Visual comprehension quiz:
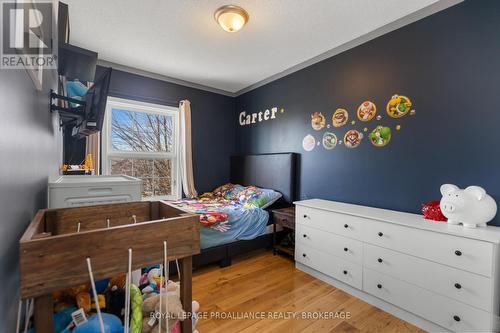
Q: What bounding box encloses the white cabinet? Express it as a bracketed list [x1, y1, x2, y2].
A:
[295, 199, 500, 332]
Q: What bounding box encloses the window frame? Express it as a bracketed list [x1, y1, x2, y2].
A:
[102, 97, 181, 200]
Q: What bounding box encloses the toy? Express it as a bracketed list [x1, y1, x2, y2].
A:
[75, 292, 91, 313]
[90, 294, 106, 311]
[130, 284, 143, 333]
[108, 274, 126, 290]
[141, 268, 164, 297]
[72, 313, 123, 333]
[440, 184, 497, 228]
[421, 200, 447, 222]
[54, 306, 77, 333]
[142, 282, 186, 333]
[105, 286, 125, 321]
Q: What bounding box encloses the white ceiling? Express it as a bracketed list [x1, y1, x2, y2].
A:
[63, 0, 459, 95]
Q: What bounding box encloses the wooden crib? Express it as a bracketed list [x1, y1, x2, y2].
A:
[19, 201, 200, 333]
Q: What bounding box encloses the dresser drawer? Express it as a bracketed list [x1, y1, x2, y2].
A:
[296, 243, 362, 289]
[296, 206, 364, 241]
[296, 223, 363, 265]
[362, 219, 494, 277]
[364, 243, 493, 311]
[363, 268, 492, 332]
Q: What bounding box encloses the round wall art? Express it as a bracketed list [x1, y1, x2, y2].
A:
[357, 101, 377, 121]
[311, 112, 326, 130]
[369, 126, 392, 147]
[386, 95, 412, 118]
[302, 134, 316, 151]
[322, 132, 338, 150]
[332, 108, 349, 127]
[343, 130, 363, 148]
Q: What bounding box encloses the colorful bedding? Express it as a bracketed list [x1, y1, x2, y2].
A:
[167, 196, 269, 249]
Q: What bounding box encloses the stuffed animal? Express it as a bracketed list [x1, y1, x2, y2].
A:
[130, 284, 143, 333]
[141, 268, 164, 298]
[105, 286, 125, 320]
[142, 282, 186, 333]
[440, 184, 497, 228]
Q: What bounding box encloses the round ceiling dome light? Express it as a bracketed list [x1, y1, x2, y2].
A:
[214, 5, 249, 33]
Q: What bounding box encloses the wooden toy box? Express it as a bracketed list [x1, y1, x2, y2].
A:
[19, 201, 200, 333]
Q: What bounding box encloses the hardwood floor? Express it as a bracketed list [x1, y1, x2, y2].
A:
[192, 250, 425, 333]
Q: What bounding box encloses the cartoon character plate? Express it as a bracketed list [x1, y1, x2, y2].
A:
[332, 108, 349, 127]
[369, 126, 391, 147]
[302, 134, 316, 151]
[343, 130, 363, 148]
[322, 132, 338, 150]
[386, 95, 412, 118]
[357, 101, 377, 121]
[311, 112, 326, 130]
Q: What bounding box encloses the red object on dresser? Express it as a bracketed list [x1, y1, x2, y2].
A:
[422, 200, 447, 222]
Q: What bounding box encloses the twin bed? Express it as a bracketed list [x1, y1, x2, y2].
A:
[167, 153, 297, 268]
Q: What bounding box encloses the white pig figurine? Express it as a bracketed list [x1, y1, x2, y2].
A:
[440, 184, 497, 228]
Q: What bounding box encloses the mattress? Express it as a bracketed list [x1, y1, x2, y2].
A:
[166, 197, 270, 249]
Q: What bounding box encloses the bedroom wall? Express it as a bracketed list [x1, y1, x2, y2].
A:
[235, 0, 500, 225]
[0, 70, 61, 329]
[89, 67, 236, 193]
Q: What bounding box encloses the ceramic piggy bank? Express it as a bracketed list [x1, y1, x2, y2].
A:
[440, 184, 497, 228]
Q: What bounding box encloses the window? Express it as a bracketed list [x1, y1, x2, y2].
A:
[102, 97, 181, 200]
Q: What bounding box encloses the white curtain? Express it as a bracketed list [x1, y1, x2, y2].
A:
[179, 100, 198, 198]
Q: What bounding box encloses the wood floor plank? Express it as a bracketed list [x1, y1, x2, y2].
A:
[192, 250, 425, 333]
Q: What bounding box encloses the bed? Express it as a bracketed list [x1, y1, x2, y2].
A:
[167, 152, 297, 268]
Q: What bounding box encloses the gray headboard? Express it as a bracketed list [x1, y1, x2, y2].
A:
[230, 153, 297, 204]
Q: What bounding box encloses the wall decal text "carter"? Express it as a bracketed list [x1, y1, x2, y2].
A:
[239, 107, 279, 126]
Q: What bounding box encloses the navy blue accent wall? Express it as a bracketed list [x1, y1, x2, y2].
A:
[235, 0, 500, 225]
[92, 67, 236, 193]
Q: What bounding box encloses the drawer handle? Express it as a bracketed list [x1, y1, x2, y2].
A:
[454, 283, 462, 289]
[303, 214, 309, 219]
[455, 250, 462, 256]
[377, 284, 382, 289]
[378, 232, 384, 237]
[344, 247, 348, 252]
[377, 258, 383, 263]
[302, 253, 307, 258]
[344, 224, 349, 229]
[343, 270, 348, 275]
[453, 315, 460, 322]
[303, 234, 307, 238]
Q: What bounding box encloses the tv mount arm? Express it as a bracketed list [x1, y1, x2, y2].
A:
[49, 89, 87, 128]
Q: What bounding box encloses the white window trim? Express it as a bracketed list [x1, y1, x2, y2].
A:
[102, 96, 181, 201]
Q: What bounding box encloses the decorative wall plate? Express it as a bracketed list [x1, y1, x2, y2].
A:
[322, 132, 338, 150]
[332, 108, 349, 127]
[357, 101, 377, 121]
[343, 130, 363, 148]
[302, 134, 316, 151]
[386, 95, 412, 118]
[311, 112, 326, 130]
[369, 126, 392, 147]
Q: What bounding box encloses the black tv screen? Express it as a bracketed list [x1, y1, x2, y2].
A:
[74, 67, 112, 138]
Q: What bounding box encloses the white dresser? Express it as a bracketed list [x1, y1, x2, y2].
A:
[295, 199, 500, 332]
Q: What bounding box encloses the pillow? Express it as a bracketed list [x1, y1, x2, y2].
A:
[211, 183, 245, 200]
[237, 186, 282, 209]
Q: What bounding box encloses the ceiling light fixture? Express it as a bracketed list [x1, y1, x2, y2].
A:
[214, 5, 249, 33]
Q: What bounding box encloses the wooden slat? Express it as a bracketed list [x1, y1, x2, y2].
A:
[180, 256, 193, 333]
[20, 215, 200, 298]
[34, 295, 53, 333]
[45, 201, 151, 235]
[20, 210, 45, 242]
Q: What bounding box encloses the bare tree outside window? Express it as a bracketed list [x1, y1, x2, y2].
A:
[109, 108, 174, 197]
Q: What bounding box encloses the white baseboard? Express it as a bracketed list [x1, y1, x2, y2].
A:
[295, 262, 449, 333]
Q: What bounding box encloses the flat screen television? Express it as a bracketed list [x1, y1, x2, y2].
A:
[72, 67, 112, 138]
